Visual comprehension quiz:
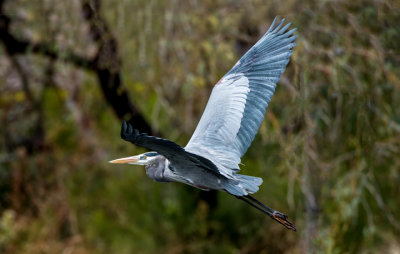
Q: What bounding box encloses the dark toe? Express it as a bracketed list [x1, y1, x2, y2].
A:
[272, 211, 296, 231]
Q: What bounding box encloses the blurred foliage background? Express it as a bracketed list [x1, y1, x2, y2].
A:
[0, 0, 399, 253]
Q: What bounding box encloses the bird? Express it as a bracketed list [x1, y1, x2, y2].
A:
[110, 17, 297, 231]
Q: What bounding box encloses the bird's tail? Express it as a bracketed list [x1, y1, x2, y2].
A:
[235, 174, 263, 194]
[224, 174, 262, 196]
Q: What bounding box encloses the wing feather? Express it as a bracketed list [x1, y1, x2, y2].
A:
[185, 17, 296, 175]
[120, 121, 221, 175]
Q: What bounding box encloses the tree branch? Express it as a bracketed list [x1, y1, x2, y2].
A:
[0, 0, 154, 134]
[81, 0, 153, 133]
[0, 9, 93, 69]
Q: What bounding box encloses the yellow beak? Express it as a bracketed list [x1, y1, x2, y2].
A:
[109, 156, 139, 164]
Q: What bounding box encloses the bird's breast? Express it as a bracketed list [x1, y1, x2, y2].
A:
[145, 156, 170, 182]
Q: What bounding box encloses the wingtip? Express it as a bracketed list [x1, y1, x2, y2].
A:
[121, 120, 127, 139]
[128, 123, 133, 134]
[267, 16, 278, 33]
[272, 18, 285, 33]
[267, 17, 296, 36]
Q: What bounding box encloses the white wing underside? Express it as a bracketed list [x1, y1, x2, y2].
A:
[186, 74, 249, 174]
[185, 18, 296, 178]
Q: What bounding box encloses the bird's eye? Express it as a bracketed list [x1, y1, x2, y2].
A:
[140, 155, 147, 160]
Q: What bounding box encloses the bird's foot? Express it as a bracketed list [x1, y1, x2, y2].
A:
[272, 211, 296, 231]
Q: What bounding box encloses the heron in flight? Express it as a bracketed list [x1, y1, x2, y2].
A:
[110, 18, 297, 231]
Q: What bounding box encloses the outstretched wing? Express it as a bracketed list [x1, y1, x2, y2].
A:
[185, 18, 296, 173]
[120, 121, 220, 174]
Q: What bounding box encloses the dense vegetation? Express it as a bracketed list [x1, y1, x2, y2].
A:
[0, 0, 399, 253]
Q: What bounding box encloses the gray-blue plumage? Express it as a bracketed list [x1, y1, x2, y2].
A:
[112, 17, 297, 231]
[185, 18, 296, 184]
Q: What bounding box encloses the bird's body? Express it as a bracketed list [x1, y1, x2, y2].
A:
[111, 17, 297, 231]
[143, 153, 258, 194]
[159, 155, 226, 191]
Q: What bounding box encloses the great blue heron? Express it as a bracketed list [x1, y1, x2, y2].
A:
[110, 18, 297, 231]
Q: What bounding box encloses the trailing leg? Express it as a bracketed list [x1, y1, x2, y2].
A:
[236, 195, 296, 231]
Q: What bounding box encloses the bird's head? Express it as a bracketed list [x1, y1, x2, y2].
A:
[109, 151, 159, 165]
